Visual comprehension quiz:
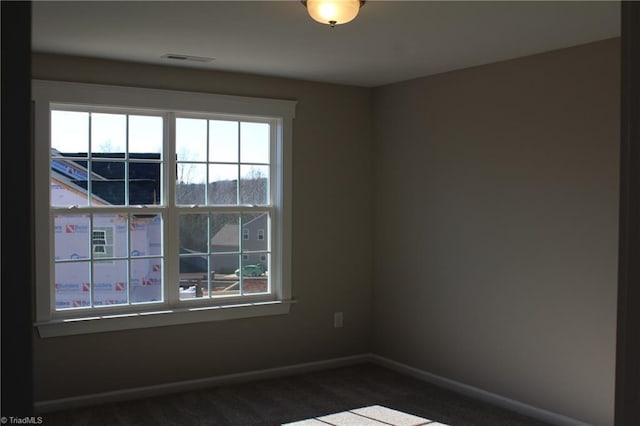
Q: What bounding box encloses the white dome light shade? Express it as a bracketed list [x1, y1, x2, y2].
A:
[305, 0, 363, 27]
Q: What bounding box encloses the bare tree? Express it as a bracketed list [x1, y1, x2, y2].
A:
[240, 167, 267, 205]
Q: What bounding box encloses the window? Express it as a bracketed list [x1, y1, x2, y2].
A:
[92, 228, 113, 258]
[33, 80, 295, 337]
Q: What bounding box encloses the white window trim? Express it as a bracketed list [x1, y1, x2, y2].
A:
[32, 79, 296, 337]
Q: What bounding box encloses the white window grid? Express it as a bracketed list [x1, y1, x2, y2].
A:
[48, 105, 277, 312]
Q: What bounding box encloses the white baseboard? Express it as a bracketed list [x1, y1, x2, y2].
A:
[35, 353, 590, 426]
[368, 354, 590, 426]
[33, 353, 369, 414]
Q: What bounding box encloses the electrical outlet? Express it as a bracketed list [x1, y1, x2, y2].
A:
[334, 312, 343, 328]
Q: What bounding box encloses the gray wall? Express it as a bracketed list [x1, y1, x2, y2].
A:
[31, 53, 374, 401]
[372, 38, 620, 425]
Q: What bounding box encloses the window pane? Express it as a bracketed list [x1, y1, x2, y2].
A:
[51, 165, 89, 207]
[179, 254, 208, 276]
[55, 262, 91, 309]
[211, 213, 239, 253]
[91, 160, 125, 205]
[130, 214, 162, 257]
[179, 214, 208, 253]
[52, 110, 89, 154]
[54, 214, 90, 261]
[209, 120, 238, 163]
[117, 215, 130, 256]
[51, 111, 90, 207]
[242, 213, 268, 252]
[130, 160, 161, 205]
[179, 255, 208, 300]
[93, 260, 128, 306]
[91, 113, 126, 154]
[243, 256, 269, 295]
[240, 122, 269, 164]
[240, 165, 269, 205]
[129, 115, 163, 156]
[179, 277, 204, 299]
[130, 258, 162, 303]
[208, 164, 238, 205]
[210, 254, 239, 297]
[92, 213, 129, 258]
[176, 118, 206, 161]
[176, 163, 206, 204]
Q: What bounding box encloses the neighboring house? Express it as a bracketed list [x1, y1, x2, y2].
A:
[52, 151, 161, 205]
[52, 151, 163, 308]
[210, 213, 268, 274]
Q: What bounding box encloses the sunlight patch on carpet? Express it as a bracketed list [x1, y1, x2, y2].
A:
[282, 404, 449, 426]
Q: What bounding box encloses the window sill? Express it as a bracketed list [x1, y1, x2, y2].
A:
[35, 299, 295, 338]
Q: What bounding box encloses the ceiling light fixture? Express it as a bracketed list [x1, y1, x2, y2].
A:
[302, 0, 365, 28]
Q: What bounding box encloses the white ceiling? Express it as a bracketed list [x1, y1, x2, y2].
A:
[31, 1, 621, 87]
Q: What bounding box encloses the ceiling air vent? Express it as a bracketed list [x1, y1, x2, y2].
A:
[161, 53, 215, 63]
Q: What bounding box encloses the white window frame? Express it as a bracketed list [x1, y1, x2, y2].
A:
[32, 80, 296, 337]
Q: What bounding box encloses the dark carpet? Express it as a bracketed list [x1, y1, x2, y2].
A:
[40, 362, 551, 426]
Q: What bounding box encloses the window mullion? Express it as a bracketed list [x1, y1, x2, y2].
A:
[237, 121, 242, 206]
[165, 112, 180, 306]
[238, 124, 244, 296]
[124, 116, 132, 306]
[87, 113, 93, 206]
[125, 114, 130, 206]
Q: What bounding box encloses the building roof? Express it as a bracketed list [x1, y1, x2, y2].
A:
[211, 224, 239, 247]
[52, 151, 161, 205]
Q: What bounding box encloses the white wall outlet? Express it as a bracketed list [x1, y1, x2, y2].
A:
[334, 312, 343, 328]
